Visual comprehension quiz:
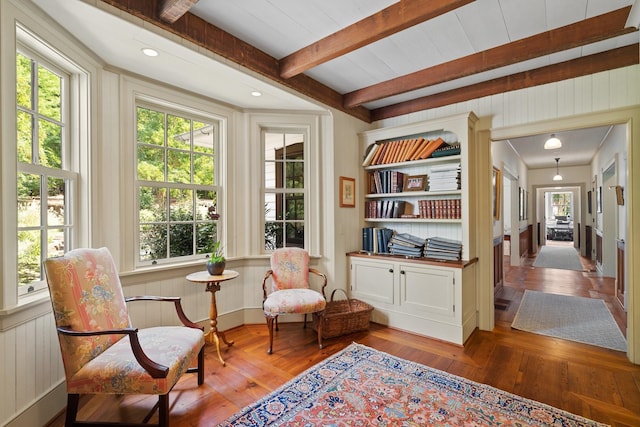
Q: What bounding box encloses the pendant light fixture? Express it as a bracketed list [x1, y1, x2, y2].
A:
[544, 133, 562, 149]
[553, 157, 563, 181]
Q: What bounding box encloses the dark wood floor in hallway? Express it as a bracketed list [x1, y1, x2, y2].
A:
[47, 249, 638, 427]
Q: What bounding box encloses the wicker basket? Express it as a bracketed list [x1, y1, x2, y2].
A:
[313, 289, 373, 339]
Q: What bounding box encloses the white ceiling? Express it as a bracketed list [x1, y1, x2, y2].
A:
[30, 0, 638, 168]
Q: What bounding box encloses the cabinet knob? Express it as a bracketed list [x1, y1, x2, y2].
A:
[388, 268, 394, 273]
[400, 270, 405, 275]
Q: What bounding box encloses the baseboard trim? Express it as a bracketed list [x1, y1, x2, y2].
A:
[5, 382, 65, 427]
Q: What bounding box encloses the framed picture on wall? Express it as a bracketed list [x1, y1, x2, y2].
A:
[587, 190, 592, 214]
[339, 176, 356, 208]
[597, 185, 603, 213]
[492, 167, 501, 221]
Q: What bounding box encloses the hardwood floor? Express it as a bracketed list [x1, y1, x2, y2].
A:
[47, 248, 639, 427]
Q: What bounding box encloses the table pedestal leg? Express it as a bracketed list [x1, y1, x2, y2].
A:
[206, 282, 235, 366]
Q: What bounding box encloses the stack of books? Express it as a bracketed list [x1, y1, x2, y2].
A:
[430, 142, 460, 158]
[362, 137, 446, 166]
[388, 232, 425, 257]
[362, 227, 394, 254]
[428, 163, 460, 191]
[424, 237, 462, 261]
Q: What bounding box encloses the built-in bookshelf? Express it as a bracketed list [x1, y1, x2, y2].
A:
[359, 112, 478, 262]
[348, 112, 479, 345]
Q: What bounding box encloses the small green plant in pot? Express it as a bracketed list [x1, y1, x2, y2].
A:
[206, 241, 225, 275]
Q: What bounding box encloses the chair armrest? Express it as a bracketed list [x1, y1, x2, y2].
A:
[125, 296, 203, 330]
[309, 268, 328, 298]
[262, 270, 274, 301]
[56, 325, 169, 378]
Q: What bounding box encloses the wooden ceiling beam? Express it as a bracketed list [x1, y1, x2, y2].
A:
[346, 6, 635, 108]
[279, 0, 474, 79]
[371, 44, 639, 122]
[98, 0, 371, 122]
[158, 0, 198, 24]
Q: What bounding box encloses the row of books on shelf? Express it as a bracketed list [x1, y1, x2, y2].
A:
[362, 136, 460, 166]
[365, 200, 406, 219]
[428, 163, 461, 191]
[418, 199, 461, 219]
[367, 170, 405, 194]
[362, 228, 463, 261]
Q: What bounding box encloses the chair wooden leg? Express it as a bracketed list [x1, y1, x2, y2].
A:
[303, 313, 308, 328]
[316, 312, 324, 349]
[158, 394, 169, 427]
[197, 347, 204, 385]
[266, 316, 275, 354]
[65, 394, 79, 426]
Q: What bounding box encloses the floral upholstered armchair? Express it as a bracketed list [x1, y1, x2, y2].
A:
[262, 247, 327, 354]
[44, 247, 205, 427]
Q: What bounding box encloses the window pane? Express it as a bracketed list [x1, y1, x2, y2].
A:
[193, 121, 214, 154]
[169, 223, 193, 257]
[285, 135, 304, 160]
[16, 53, 32, 110]
[265, 222, 283, 250]
[286, 161, 304, 188]
[286, 222, 304, 248]
[18, 172, 40, 227]
[264, 161, 276, 189]
[17, 110, 33, 163]
[193, 153, 214, 185]
[285, 192, 304, 220]
[167, 149, 191, 183]
[38, 65, 61, 121]
[48, 228, 65, 258]
[264, 132, 284, 161]
[137, 107, 164, 145]
[196, 222, 217, 255]
[18, 229, 41, 286]
[137, 145, 165, 181]
[140, 224, 167, 261]
[196, 189, 217, 220]
[169, 188, 193, 221]
[39, 119, 62, 168]
[167, 114, 191, 150]
[47, 176, 65, 226]
[139, 186, 166, 222]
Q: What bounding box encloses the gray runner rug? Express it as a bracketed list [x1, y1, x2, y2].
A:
[532, 245, 584, 271]
[512, 290, 626, 351]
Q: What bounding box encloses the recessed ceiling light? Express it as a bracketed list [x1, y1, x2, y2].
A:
[141, 48, 159, 57]
[251, 91, 262, 97]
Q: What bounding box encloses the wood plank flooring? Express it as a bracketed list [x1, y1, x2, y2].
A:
[46, 247, 639, 426]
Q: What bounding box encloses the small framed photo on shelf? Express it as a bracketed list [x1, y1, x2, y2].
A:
[403, 174, 427, 192]
[339, 176, 356, 207]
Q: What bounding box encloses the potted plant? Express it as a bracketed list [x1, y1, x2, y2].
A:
[206, 241, 226, 275]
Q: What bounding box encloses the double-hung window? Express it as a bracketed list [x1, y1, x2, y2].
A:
[135, 102, 220, 265]
[263, 128, 306, 250]
[16, 46, 73, 296]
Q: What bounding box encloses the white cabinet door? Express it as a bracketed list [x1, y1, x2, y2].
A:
[399, 264, 455, 319]
[350, 258, 395, 305]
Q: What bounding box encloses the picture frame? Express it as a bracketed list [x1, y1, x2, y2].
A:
[403, 174, 427, 192]
[492, 167, 501, 221]
[614, 185, 624, 206]
[587, 190, 592, 214]
[597, 185, 603, 213]
[339, 176, 356, 207]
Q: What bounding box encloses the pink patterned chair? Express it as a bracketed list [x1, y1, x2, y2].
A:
[43, 247, 205, 427]
[262, 247, 327, 354]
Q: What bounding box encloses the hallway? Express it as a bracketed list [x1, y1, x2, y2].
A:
[496, 243, 627, 338]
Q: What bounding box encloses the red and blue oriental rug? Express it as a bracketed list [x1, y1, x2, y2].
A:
[219, 342, 605, 426]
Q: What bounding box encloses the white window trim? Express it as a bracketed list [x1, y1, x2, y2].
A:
[119, 76, 233, 273]
[1, 2, 94, 316]
[249, 113, 321, 256]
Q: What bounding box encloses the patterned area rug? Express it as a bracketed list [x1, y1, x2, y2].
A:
[512, 290, 627, 352]
[219, 343, 605, 426]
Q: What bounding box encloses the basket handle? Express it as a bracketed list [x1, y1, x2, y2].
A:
[330, 288, 354, 312]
